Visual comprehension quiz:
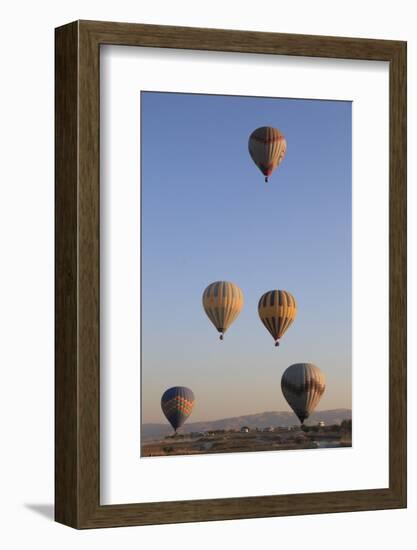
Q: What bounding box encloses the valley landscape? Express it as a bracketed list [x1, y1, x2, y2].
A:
[141, 409, 352, 457]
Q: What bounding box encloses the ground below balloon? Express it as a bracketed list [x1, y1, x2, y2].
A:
[141, 410, 352, 457]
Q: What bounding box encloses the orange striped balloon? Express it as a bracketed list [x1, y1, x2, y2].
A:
[202, 281, 244, 340]
[258, 290, 297, 346]
[248, 126, 287, 182]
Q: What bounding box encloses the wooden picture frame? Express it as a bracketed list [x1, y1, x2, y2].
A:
[55, 20, 407, 529]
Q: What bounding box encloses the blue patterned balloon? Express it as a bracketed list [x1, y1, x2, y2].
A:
[161, 386, 195, 432]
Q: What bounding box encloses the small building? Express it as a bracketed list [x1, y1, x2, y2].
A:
[318, 421, 325, 428]
[240, 426, 250, 433]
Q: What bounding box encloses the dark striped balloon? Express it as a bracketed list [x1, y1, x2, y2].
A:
[161, 386, 195, 432]
[281, 363, 326, 424]
[258, 289, 297, 346]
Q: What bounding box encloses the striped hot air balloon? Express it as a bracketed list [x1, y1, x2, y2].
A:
[248, 126, 287, 182]
[161, 386, 195, 434]
[281, 363, 326, 425]
[258, 290, 297, 346]
[202, 281, 244, 340]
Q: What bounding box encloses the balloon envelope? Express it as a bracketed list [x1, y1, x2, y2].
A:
[202, 281, 244, 339]
[281, 363, 326, 424]
[248, 126, 287, 182]
[258, 290, 297, 346]
[161, 386, 195, 432]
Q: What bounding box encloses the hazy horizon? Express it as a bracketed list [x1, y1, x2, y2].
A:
[141, 91, 352, 424]
[142, 407, 352, 426]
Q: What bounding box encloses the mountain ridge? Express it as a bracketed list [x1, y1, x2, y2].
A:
[142, 408, 351, 440]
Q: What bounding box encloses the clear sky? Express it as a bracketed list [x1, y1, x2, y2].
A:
[141, 91, 352, 424]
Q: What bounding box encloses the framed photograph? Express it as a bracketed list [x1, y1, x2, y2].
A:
[55, 20, 406, 528]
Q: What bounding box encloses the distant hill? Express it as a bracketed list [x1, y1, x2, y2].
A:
[142, 409, 352, 440]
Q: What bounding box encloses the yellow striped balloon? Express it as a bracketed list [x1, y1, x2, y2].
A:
[202, 281, 244, 340]
[248, 126, 287, 182]
[258, 290, 297, 346]
[281, 363, 326, 425]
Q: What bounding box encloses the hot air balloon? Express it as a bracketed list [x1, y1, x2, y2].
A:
[248, 126, 287, 182]
[202, 281, 244, 340]
[258, 290, 297, 346]
[281, 363, 326, 425]
[161, 386, 195, 434]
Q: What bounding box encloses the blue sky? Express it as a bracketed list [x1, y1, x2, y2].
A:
[141, 91, 352, 423]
